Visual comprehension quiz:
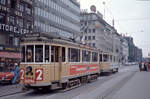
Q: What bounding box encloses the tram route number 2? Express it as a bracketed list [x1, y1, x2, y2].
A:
[35, 68, 43, 81]
[20, 68, 25, 80]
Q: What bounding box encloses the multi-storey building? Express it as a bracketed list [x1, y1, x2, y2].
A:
[121, 37, 129, 64]
[124, 36, 142, 62]
[33, 0, 80, 39]
[80, 10, 122, 63]
[0, 0, 33, 71]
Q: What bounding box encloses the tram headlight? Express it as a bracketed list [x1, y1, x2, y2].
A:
[26, 66, 32, 75]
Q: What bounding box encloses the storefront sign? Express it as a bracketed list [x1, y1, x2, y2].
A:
[0, 23, 29, 34]
[5, 47, 16, 51]
[0, 52, 21, 58]
[0, 45, 20, 52]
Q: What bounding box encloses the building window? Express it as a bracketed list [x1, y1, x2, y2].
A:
[88, 36, 91, 40]
[0, 13, 5, 23]
[9, 16, 15, 25]
[10, 0, 16, 9]
[88, 29, 91, 33]
[93, 29, 95, 33]
[14, 37, 19, 46]
[93, 43, 95, 47]
[0, 0, 6, 5]
[17, 18, 23, 28]
[92, 36, 95, 40]
[8, 36, 13, 45]
[26, 5, 32, 15]
[84, 22, 87, 26]
[18, 3, 24, 12]
[26, 21, 31, 30]
[84, 28, 87, 33]
[85, 36, 87, 40]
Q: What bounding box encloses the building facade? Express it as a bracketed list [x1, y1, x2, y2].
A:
[33, 0, 80, 39]
[121, 37, 129, 64]
[124, 36, 142, 62]
[80, 10, 122, 63]
[0, 0, 33, 71]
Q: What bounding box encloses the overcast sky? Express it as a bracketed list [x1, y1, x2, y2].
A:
[79, 0, 150, 57]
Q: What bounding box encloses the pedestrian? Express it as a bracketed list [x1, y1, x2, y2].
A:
[139, 62, 142, 71]
[12, 63, 20, 84]
[144, 62, 148, 71]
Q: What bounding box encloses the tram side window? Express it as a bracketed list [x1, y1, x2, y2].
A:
[110, 55, 112, 62]
[21, 46, 25, 62]
[62, 47, 65, 62]
[51, 46, 59, 62]
[103, 54, 109, 62]
[45, 45, 49, 62]
[68, 48, 80, 62]
[35, 45, 43, 62]
[82, 50, 91, 62]
[26, 45, 34, 62]
[99, 54, 103, 62]
[92, 52, 98, 62]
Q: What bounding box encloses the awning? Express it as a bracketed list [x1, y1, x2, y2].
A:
[0, 52, 21, 59]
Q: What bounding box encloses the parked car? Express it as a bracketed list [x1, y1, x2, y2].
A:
[0, 71, 15, 84]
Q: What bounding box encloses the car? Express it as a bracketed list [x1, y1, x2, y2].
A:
[0, 71, 15, 84]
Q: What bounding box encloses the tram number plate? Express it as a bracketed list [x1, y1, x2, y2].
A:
[24, 77, 35, 84]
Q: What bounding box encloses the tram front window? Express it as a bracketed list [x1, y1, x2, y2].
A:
[35, 45, 43, 62]
[27, 46, 34, 62]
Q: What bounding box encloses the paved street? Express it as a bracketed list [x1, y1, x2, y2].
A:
[0, 65, 142, 99]
[111, 71, 150, 99]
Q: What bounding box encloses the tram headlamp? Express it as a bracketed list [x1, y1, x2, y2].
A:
[26, 66, 32, 74]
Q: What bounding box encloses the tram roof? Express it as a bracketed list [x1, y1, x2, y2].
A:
[21, 32, 100, 51]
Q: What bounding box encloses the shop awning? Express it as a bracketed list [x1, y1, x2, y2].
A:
[0, 52, 21, 59]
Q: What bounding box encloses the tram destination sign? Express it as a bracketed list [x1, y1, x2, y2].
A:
[0, 23, 29, 34]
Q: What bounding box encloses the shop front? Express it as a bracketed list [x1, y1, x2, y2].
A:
[0, 45, 21, 72]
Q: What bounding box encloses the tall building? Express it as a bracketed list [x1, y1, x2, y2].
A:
[33, 0, 80, 39]
[0, 0, 33, 71]
[124, 36, 142, 62]
[80, 10, 121, 63]
[121, 37, 129, 64]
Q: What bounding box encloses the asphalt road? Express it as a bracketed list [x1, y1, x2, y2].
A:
[0, 65, 139, 99]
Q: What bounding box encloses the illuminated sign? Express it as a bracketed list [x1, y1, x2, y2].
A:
[0, 23, 29, 34]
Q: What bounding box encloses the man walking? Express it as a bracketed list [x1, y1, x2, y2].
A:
[12, 63, 20, 84]
[139, 62, 142, 71]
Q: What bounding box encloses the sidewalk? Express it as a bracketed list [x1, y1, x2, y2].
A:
[0, 84, 23, 97]
[112, 71, 150, 99]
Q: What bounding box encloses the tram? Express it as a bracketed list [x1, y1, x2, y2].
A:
[20, 33, 100, 90]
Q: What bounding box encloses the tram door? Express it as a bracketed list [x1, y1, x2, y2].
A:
[51, 46, 62, 81]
